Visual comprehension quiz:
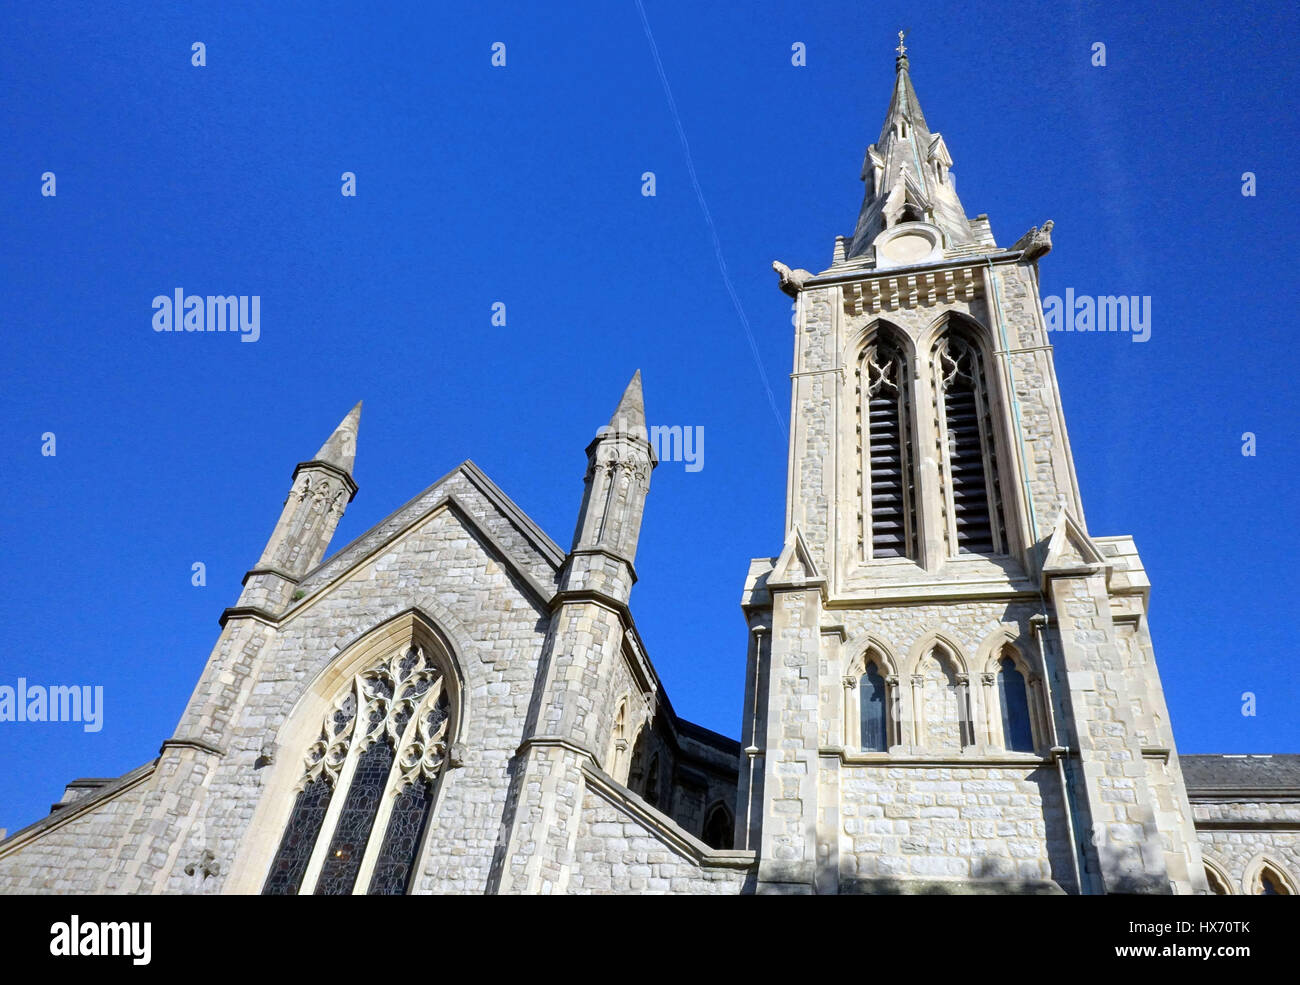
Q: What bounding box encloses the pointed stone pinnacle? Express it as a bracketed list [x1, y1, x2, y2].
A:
[606, 370, 646, 436]
[313, 401, 362, 473]
[880, 51, 928, 142]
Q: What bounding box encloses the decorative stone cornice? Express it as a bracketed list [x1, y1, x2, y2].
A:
[840, 265, 982, 315]
[291, 459, 358, 502]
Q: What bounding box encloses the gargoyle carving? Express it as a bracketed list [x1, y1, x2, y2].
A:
[1010, 219, 1053, 261]
[772, 260, 814, 297]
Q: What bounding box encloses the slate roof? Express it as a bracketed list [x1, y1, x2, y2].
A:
[1181, 754, 1300, 797]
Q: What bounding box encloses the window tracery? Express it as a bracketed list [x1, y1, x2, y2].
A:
[263, 643, 450, 895]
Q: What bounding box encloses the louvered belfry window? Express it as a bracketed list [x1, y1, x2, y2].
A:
[859, 334, 917, 560]
[936, 333, 1007, 555]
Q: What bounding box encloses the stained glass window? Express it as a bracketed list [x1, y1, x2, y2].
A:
[261, 642, 452, 895]
[368, 781, 434, 895]
[262, 778, 333, 895]
[314, 739, 395, 894]
[367, 691, 449, 895]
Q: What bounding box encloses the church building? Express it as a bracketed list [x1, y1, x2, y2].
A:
[1, 42, 1295, 895]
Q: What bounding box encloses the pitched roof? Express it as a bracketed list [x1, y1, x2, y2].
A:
[1181, 754, 1300, 797]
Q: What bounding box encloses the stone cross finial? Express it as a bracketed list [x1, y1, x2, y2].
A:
[896, 31, 907, 58]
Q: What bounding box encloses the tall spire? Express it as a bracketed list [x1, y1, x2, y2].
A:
[881, 31, 928, 143]
[312, 401, 362, 474]
[606, 369, 646, 437]
[847, 36, 977, 262]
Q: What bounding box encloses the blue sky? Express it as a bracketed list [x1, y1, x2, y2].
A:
[1, 0, 1296, 834]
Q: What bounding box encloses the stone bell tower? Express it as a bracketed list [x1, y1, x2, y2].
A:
[738, 37, 1206, 895]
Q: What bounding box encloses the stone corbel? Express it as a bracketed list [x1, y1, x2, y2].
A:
[448, 742, 467, 769]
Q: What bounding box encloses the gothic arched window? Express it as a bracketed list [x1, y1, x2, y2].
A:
[1256, 865, 1293, 895]
[263, 643, 452, 896]
[1204, 864, 1231, 896]
[702, 803, 734, 850]
[857, 331, 917, 560]
[860, 662, 889, 752]
[996, 657, 1034, 752]
[934, 330, 1007, 555]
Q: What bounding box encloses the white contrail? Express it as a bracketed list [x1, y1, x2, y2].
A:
[634, 0, 788, 442]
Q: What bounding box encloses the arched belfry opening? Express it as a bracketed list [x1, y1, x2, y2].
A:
[931, 320, 1008, 557]
[856, 324, 918, 561]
